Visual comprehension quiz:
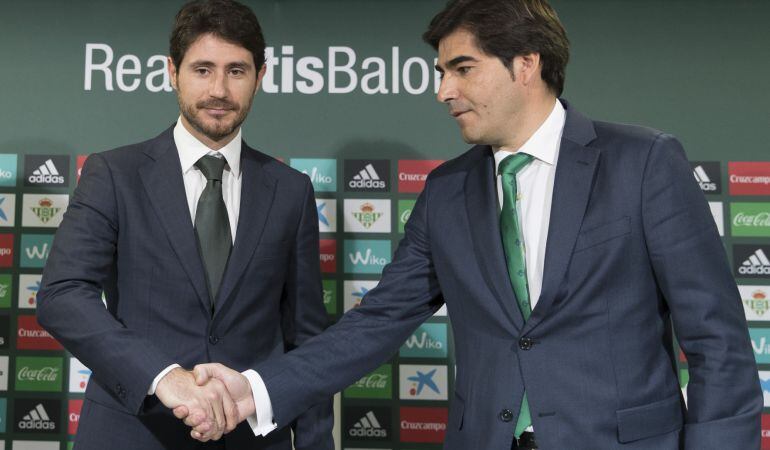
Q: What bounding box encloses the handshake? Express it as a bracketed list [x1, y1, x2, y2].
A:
[154, 363, 254, 441]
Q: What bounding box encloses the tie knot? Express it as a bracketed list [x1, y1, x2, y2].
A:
[195, 155, 227, 181]
[498, 153, 533, 176]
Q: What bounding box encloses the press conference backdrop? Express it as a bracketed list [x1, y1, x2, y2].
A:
[1, 0, 769, 449]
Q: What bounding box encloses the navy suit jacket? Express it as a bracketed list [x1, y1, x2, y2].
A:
[256, 102, 761, 449]
[37, 127, 333, 450]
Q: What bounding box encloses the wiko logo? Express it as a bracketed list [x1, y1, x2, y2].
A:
[0, 154, 17, 187]
[345, 240, 391, 274]
[750, 329, 770, 363]
[290, 159, 336, 192]
[400, 323, 448, 358]
[20, 235, 54, 268]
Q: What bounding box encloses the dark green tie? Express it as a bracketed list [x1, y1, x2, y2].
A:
[194, 155, 232, 309]
[498, 152, 534, 438]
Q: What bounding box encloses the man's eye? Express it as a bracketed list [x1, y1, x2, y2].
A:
[195, 68, 210, 75]
[458, 66, 471, 75]
[230, 69, 244, 76]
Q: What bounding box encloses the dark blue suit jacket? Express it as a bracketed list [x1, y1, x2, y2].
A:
[37, 127, 333, 450]
[256, 102, 761, 449]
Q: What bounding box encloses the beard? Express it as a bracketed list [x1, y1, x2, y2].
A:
[178, 94, 253, 142]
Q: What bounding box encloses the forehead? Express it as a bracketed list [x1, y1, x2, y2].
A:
[437, 28, 487, 64]
[184, 33, 253, 65]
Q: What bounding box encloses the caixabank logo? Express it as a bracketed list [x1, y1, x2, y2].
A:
[15, 356, 63, 392]
[0, 194, 16, 227]
[399, 323, 448, 358]
[344, 160, 390, 192]
[343, 406, 391, 441]
[17, 274, 41, 309]
[734, 245, 770, 278]
[344, 364, 392, 399]
[399, 364, 448, 401]
[343, 279, 379, 312]
[23, 155, 70, 187]
[315, 199, 337, 233]
[690, 161, 721, 194]
[13, 398, 60, 433]
[69, 357, 92, 393]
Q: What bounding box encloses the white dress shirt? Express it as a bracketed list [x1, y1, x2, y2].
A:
[494, 99, 565, 311]
[249, 101, 567, 436]
[147, 119, 275, 436]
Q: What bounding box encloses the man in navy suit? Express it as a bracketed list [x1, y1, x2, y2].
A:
[188, 0, 761, 448]
[36, 0, 332, 449]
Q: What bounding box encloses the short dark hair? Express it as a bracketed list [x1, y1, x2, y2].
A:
[170, 0, 266, 71]
[423, 0, 569, 96]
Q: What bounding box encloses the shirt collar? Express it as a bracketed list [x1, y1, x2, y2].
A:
[494, 99, 566, 170]
[173, 117, 242, 179]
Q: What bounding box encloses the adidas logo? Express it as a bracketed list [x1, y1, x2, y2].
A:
[349, 164, 385, 189]
[28, 159, 64, 185]
[348, 410, 387, 438]
[739, 249, 770, 275]
[693, 165, 717, 191]
[18, 403, 56, 430]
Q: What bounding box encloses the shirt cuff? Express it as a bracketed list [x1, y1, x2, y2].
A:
[147, 364, 181, 395]
[242, 369, 278, 436]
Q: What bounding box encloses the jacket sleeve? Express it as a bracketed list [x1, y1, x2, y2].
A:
[36, 153, 175, 414]
[280, 176, 334, 450]
[256, 174, 443, 427]
[641, 133, 762, 449]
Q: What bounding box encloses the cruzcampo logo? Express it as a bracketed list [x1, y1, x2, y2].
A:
[399, 323, 448, 358]
[290, 159, 337, 192]
[731, 203, 770, 237]
[0, 273, 12, 308]
[398, 200, 415, 234]
[322, 279, 337, 315]
[15, 356, 63, 392]
[344, 364, 392, 399]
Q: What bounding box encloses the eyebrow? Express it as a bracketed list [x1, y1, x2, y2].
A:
[187, 60, 253, 70]
[435, 55, 479, 72]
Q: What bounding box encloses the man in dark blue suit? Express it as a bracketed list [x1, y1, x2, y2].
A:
[189, 0, 761, 448]
[36, 1, 333, 449]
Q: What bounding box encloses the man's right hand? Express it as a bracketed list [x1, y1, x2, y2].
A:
[155, 367, 238, 441]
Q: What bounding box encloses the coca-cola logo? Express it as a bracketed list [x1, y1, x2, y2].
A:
[354, 373, 388, 389]
[734, 212, 770, 227]
[17, 366, 59, 381]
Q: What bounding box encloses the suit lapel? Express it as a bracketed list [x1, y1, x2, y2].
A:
[465, 148, 525, 330]
[524, 104, 599, 333]
[215, 146, 276, 314]
[138, 129, 211, 313]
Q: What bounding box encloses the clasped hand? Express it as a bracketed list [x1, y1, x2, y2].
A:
[155, 364, 255, 441]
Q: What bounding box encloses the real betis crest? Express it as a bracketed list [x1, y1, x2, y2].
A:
[353, 202, 382, 229]
[745, 289, 769, 316]
[31, 197, 61, 223]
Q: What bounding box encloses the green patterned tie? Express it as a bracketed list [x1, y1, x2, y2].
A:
[498, 152, 534, 438]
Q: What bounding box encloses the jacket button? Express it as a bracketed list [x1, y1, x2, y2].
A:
[116, 383, 126, 398]
[209, 335, 219, 345]
[519, 337, 533, 350]
[499, 409, 514, 422]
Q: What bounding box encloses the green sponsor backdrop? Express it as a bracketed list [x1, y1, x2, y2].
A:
[1, 0, 769, 448]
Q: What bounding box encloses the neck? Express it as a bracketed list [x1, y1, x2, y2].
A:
[494, 94, 558, 153]
[179, 115, 237, 151]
